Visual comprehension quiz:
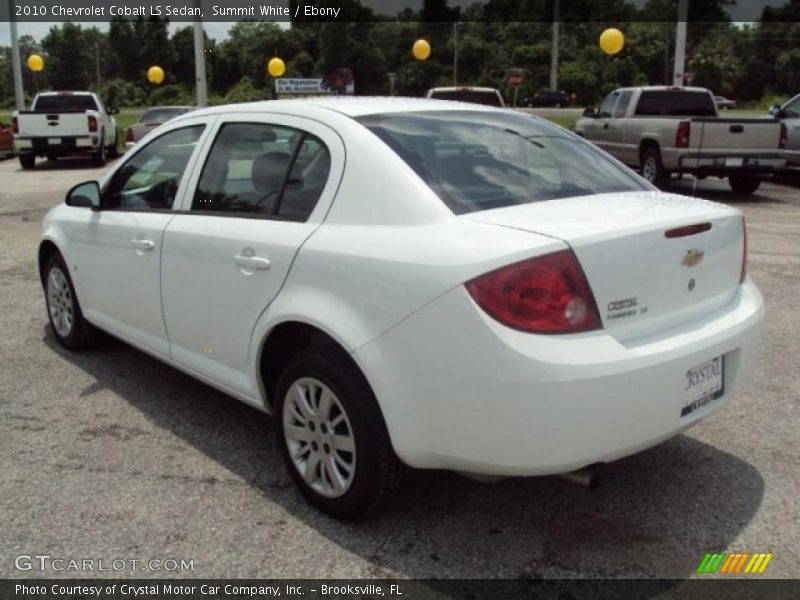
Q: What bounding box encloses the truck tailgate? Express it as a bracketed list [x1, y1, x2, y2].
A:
[16, 112, 91, 138]
[690, 118, 782, 154]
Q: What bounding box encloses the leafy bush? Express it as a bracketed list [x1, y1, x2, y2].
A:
[223, 77, 267, 104]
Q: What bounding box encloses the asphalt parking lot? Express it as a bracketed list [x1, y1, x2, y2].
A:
[1, 155, 798, 580]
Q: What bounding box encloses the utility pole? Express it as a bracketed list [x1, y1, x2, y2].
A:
[95, 42, 101, 86]
[9, 4, 25, 111]
[550, 0, 559, 90]
[673, 0, 688, 86]
[453, 22, 458, 86]
[193, 2, 208, 108]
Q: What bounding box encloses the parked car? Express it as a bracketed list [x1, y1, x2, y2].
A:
[524, 88, 569, 107]
[575, 86, 787, 193]
[425, 86, 505, 107]
[0, 121, 13, 158]
[40, 99, 764, 519]
[125, 106, 195, 148]
[12, 91, 119, 169]
[769, 93, 800, 167]
[714, 95, 737, 110]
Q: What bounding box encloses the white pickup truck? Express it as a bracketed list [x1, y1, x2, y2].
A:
[575, 86, 787, 194]
[12, 91, 119, 170]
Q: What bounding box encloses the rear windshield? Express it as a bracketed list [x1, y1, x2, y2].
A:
[141, 108, 190, 124]
[357, 111, 648, 215]
[429, 91, 503, 107]
[634, 91, 716, 117]
[34, 95, 98, 112]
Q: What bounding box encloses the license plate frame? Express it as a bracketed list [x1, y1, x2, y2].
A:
[47, 137, 62, 145]
[680, 355, 725, 418]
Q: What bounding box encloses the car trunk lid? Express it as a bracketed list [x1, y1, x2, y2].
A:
[465, 191, 745, 341]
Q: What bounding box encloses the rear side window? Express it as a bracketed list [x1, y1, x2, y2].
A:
[192, 123, 330, 221]
[429, 91, 503, 107]
[34, 95, 98, 112]
[634, 91, 716, 116]
[358, 111, 647, 215]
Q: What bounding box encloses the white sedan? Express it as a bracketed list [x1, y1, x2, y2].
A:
[39, 98, 764, 519]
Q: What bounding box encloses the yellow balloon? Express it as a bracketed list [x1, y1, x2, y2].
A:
[599, 28, 625, 55]
[147, 65, 165, 85]
[412, 39, 431, 61]
[268, 57, 286, 78]
[27, 54, 44, 72]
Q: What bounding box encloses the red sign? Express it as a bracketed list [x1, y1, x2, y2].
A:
[509, 72, 523, 87]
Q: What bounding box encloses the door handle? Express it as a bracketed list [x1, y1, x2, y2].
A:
[131, 239, 155, 252]
[234, 254, 271, 271]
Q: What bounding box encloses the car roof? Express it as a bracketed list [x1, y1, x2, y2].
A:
[186, 97, 503, 119]
[427, 87, 500, 93]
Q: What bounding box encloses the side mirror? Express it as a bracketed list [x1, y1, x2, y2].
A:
[108, 106, 120, 115]
[582, 107, 598, 118]
[66, 180, 101, 210]
[768, 104, 783, 118]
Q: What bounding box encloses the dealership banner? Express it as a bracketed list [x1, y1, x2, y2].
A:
[3, 579, 800, 600]
[3, 0, 799, 22]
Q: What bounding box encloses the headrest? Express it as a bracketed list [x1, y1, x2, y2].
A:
[252, 152, 292, 194]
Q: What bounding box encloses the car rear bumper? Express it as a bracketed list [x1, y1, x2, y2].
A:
[14, 136, 99, 155]
[671, 152, 786, 174]
[354, 280, 764, 476]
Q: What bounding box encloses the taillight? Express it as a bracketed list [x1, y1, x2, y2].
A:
[740, 218, 747, 283]
[465, 250, 602, 334]
[125, 127, 134, 143]
[779, 122, 788, 149]
[87, 115, 98, 132]
[675, 120, 690, 148]
[11, 116, 18, 134]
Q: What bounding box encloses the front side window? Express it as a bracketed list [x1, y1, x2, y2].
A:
[192, 122, 330, 221]
[358, 111, 648, 215]
[783, 96, 800, 118]
[598, 92, 619, 118]
[614, 91, 632, 118]
[103, 125, 204, 210]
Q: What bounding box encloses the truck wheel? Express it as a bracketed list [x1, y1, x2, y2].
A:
[92, 134, 107, 167]
[728, 175, 761, 195]
[19, 153, 35, 170]
[108, 130, 120, 158]
[641, 147, 670, 188]
[46, 153, 58, 162]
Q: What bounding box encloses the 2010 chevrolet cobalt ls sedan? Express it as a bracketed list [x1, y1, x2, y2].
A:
[39, 98, 764, 519]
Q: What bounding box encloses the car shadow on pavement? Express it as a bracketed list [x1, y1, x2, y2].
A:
[14, 156, 122, 172]
[665, 178, 788, 205]
[43, 328, 765, 580]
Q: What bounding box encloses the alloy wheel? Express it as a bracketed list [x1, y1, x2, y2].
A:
[47, 266, 74, 337]
[282, 377, 357, 498]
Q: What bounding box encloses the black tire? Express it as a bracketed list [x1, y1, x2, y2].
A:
[43, 253, 98, 350]
[728, 175, 761, 195]
[275, 347, 405, 519]
[92, 133, 107, 166]
[641, 146, 670, 188]
[19, 153, 35, 170]
[108, 130, 120, 158]
[46, 153, 58, 162]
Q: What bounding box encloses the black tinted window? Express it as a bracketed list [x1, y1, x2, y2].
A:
[429, 91, 503, 107]
[34, 95, 97, 112]
[192, 123, 330, 221]
[358, 111, 647, 215]
[104, 126, 204, 210]
[635, 91, 716, 116]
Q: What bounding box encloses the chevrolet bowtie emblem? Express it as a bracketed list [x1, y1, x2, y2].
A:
[682, 249, 704, 268]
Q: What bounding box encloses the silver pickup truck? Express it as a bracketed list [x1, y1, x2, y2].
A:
[575, 86, 787, 194]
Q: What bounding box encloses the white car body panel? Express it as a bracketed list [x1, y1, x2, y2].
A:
[40, 98, 765, 477]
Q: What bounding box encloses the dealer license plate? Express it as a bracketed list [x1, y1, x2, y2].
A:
[680, 356, 724, 418]
[48, 138, 61, 145]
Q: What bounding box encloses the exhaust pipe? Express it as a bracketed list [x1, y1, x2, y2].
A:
[557, 466, 602, 490]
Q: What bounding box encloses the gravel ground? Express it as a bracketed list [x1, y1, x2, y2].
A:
[0, 155, 798, 580]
